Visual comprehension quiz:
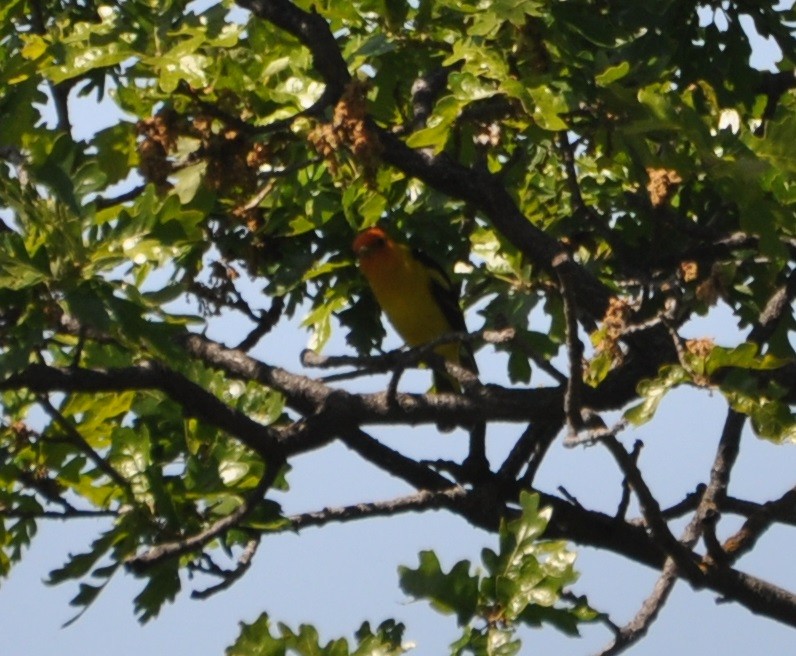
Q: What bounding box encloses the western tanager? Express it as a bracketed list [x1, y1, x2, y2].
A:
[352, 226, 477, 392]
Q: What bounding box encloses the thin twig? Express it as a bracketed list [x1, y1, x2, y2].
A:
[564, 417, 627, 448]
[600, 435, 702, 578]
[748, 268, 796, 345]
[557, 486, 583, 508]
[696, 409, 746, 567]
[553, 252, 585, 436]
[16, 469, 77, 512]
[662, 319, 690, 368]
[235, 296, 285, 351]
[30, 0, 72, 132]
[0, 507, 117, 519]
[38, 395, 133, 496]
[616, 440, 643, 520]
[594, 559, 680, 656]
[307, 329, 512, 390]
[289, 488, 467, 530]
[126, 461, 282, 571]
[338, 427, 453, 491]
[190, 536, 260, 599]
[630, 485, 796, 529]
[595, 478, 708, 656]
[303, 327, 514, 372]
[598, 408, 750, 654]
[94, 185, 147, 210]
[721, 486, 796, 565]
[500, 420, 560, 482]
[557, 131, 587, 213]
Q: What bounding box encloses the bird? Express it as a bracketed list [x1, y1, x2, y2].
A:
[352, 226, 478, 393]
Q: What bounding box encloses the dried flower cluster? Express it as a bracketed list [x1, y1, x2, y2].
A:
[646, 167, 683, 207]
[137, 109, 180, 190]
[680, 260, 698, 282]
[193, 116, 269, 193]
[685, 338, 714, 359]
[137, 108, 271, 194]
[594, 296, 633, 367]
[308, 80, 382, 181]
[685, 337, 715, 386]
[602, 297, 632, 344]
[695, 264, 728, 307]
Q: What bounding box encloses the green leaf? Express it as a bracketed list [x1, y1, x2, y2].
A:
[301, 295, 347, 352]
[624, 365, 691, 425]
[172, 162, 208, 204]
[508, 350, 532, 384]
[404, 96, 462, 153]
[226, 613, 287, 656]
[527, 86, 569, 131]
[352, 620, 406, 656]
[595, 61, 630, 86]
[69, 582, 105, 609]
[133, 561, 181, 623]
[398, 551, 479, 626]
[0, 258, 49, 290]
[706, 343, 788, 375]
[750, 110, 796, 173]
[225, 615, 406, 656]
[449, 72, 497, 102]
[47, 529, 117, 585]
[92, 122, 138, 186]
[46, 43, 132, 84]
[63, 283, 112, 331]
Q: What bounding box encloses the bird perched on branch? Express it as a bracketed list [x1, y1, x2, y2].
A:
[352, 226, 478, 393]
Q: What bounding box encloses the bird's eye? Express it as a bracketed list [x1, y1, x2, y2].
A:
[373, 237, 385, 247]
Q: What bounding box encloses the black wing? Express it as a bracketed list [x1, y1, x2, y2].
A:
[413, 247, 478, 374]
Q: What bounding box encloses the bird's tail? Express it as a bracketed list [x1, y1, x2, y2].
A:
[430, 340, 477, 394]
[431, 341, 478, 431]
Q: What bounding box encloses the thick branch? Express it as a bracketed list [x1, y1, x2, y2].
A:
[0, 362, 282, 459]
[184, 332, 570, 426]
[236, 0, 351, 107]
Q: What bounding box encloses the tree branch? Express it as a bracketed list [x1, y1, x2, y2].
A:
[0, 362, 282, 459]
[38, 395, 133, 496]
[722, 486, 796, 564]
[190, 536, 260, 599]
[696, 409, 746, 566]
[554, 252, 586, 436]
[600, 436, 703, 579]
[594, 561, 680, 656]
[236, 0, 612, 323]
[289, 488, 468, 530]
[127, 462, 282, 572]
[236, 0, 351, 108]
[596, 480, 707, 656]
[338, 427, 454, 490]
